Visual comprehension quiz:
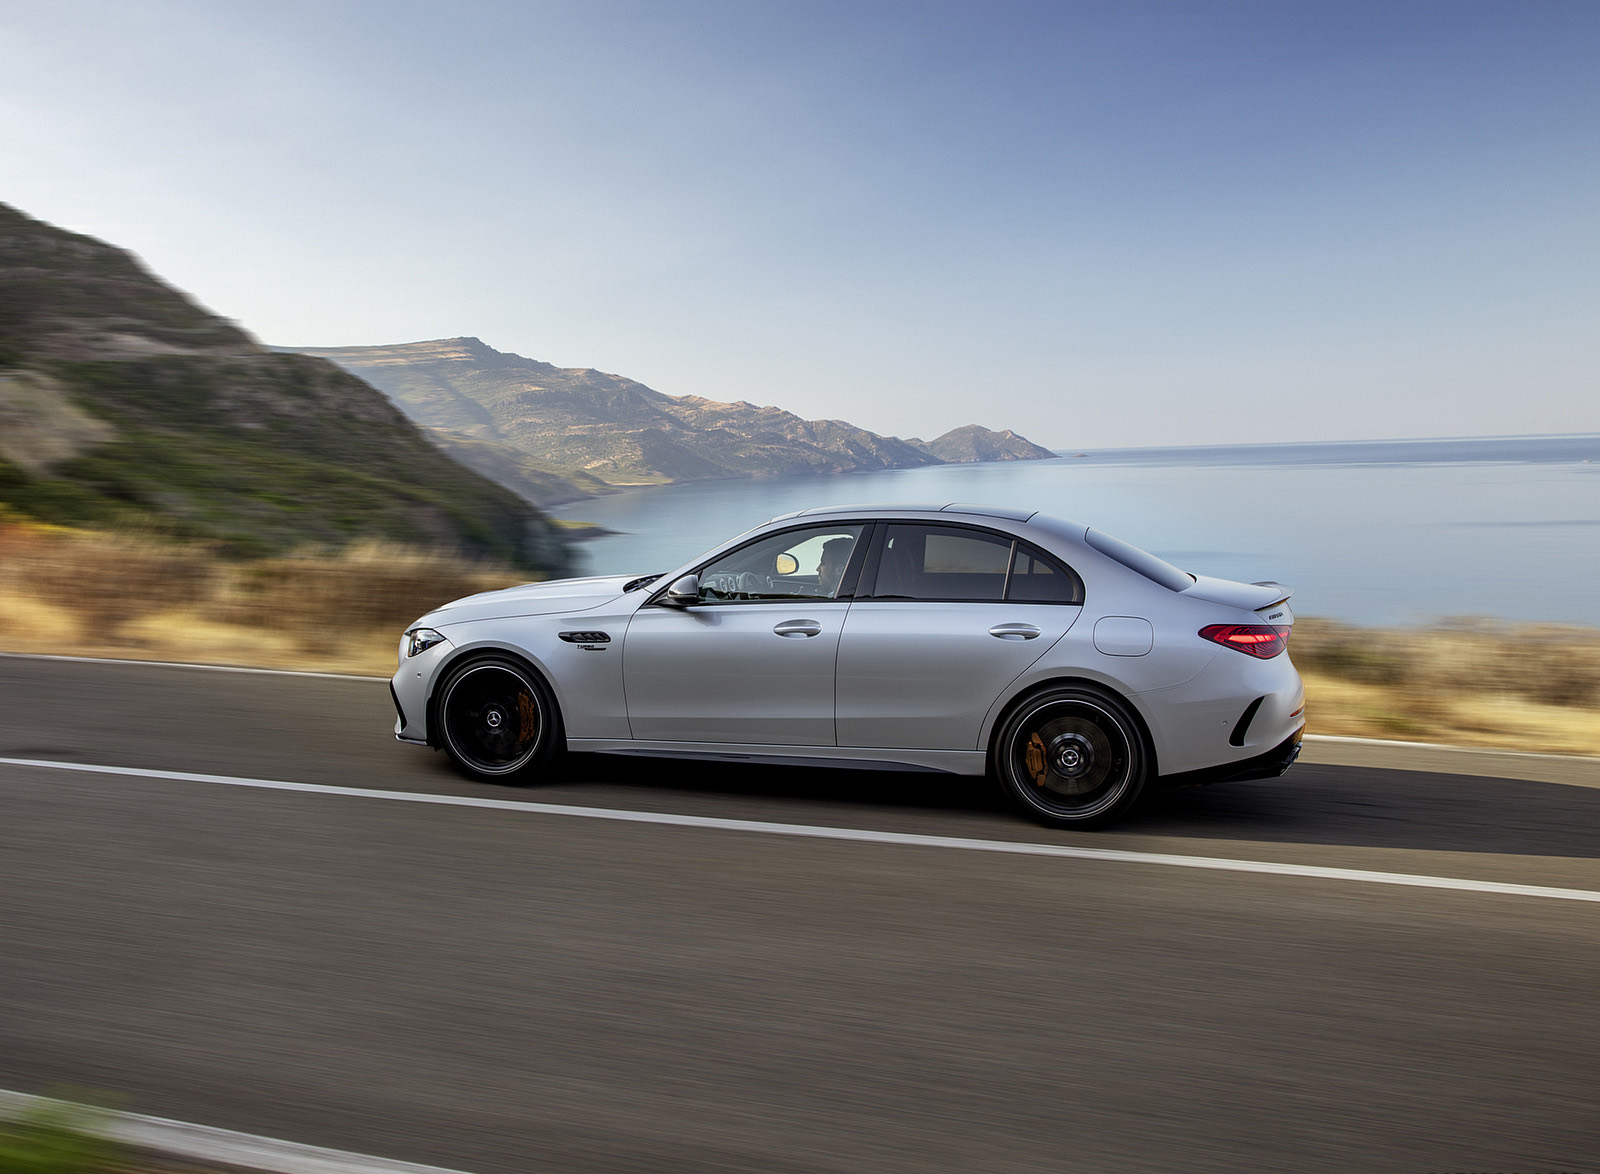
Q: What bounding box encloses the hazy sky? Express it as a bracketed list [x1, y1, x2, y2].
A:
[3, 1, 1597, 446]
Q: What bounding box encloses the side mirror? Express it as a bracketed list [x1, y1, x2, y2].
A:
[663, 574, 700, 607]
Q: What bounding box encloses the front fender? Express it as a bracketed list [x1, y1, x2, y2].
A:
[425, 612, 634, 742]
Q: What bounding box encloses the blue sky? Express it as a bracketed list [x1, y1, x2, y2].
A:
[2, 1, 1597, 446]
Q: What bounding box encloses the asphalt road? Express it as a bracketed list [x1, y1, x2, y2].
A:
[2, 654, 1597, 1173]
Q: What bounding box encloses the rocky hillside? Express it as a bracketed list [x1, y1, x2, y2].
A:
[912, 424, 1056, 463]
[290, 338, 1055, 497]
[0, 203, 570, 572]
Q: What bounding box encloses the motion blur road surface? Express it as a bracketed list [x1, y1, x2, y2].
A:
[2, 655, 1597, 1173]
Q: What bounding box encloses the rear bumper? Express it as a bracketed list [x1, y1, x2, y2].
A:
[1135, 647, 1304, 776]
[1157, 725, 1304, 787]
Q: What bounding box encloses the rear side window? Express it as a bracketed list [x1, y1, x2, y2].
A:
[870, 525, 1012, 601]
[865, 525, 1085, 603]
[1085, 528, 1193, 592]
[1008, 543, 1085, 603]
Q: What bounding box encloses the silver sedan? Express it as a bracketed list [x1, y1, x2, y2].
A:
[391, 504, 1305, 827]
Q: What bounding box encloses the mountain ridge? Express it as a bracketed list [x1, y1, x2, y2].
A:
[290, 337, 1057, 501]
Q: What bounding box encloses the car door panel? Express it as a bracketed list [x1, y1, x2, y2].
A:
[623, 602, 849, 744]
[835, 602, 1079, 749]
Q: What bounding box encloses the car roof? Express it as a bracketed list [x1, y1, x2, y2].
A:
[768, 502, 1039, 523]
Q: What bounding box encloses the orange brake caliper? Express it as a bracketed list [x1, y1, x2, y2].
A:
[1025, 732, 1048, 786]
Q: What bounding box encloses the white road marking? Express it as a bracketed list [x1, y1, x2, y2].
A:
[0, 650, 387, 682]
[0, 1089, 473, 1174]
[1305, 731, 1600, 763]
[4, 756, 1598, 905]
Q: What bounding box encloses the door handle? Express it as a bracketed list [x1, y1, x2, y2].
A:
[773, 619, 823, 638]
[989, 623, 1041, 640]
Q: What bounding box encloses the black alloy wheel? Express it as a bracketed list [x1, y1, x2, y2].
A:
[994, 686, 1148, 827]
[436, 658, 559, 782]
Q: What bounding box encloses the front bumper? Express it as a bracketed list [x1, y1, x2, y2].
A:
[391, 635, 454, 745]
[391, 682, 428, 745]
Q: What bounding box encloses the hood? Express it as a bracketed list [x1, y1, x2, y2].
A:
[1180, 574, 1292, 612]
[423, 574, 636, 627]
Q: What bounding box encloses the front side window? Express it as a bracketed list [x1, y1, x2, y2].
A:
[694, 524, 866, 603]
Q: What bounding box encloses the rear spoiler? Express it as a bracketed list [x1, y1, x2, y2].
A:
[1251, 581, 1293, 608]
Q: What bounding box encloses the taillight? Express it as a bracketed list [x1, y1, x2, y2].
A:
[1200, 624, 1290, 659]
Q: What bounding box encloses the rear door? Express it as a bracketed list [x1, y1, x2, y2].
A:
[835, 523, 1082, 750]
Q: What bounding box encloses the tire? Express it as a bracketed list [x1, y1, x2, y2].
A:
[435, 656, 560, 784]
[993, 686, 1148, 828]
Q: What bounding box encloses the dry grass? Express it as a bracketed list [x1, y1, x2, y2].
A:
[1293, 616, 1600, 707]
[0, 519, 528, 676]
[1294, 617, 1600, 755]
[2, 520, 1598, 756]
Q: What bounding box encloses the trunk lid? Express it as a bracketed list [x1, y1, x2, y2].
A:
[1182, 574, 1294, 618]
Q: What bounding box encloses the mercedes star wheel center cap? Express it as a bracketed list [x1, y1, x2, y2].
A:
[1051, 734, 1093, 779]
[485, 709, 504, 729]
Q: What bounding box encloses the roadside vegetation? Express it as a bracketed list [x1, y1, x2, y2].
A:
[0, 1096, 231, 1174]
[0, 514, 527, 676]
[0, 1098, 121, 1174]
[2, 515, 1598, 756]
[1292, 617, 1600, 755]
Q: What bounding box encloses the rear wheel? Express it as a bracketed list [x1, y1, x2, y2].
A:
[436, 657, 559, 783]
[994, 686, 1147, 828]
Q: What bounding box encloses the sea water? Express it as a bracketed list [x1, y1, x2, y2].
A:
[550, 435, 1600, 627]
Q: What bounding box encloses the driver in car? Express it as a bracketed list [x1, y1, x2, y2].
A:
[817, 536, 854, 597]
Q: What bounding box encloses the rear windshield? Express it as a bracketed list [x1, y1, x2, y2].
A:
[1084, 529, 1193, 592]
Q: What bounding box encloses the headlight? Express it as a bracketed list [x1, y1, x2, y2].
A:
[405, 627, 448, 658]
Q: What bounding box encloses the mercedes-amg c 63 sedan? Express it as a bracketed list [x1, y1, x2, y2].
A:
[391, 504, 1304, 827]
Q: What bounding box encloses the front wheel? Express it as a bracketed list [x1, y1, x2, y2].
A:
[993, 687, 1148, 828]
[435, 657, 560, 784]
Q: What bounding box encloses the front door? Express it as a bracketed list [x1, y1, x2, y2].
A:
[622, 523, 868, 745]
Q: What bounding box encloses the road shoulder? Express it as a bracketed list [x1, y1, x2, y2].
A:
[1303, 733, 1600, 788]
